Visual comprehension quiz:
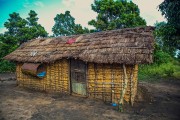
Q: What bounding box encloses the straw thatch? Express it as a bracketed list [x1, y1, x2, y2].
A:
[4, 26, 154, 64]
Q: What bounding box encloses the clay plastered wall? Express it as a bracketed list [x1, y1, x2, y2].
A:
[16, 59, 69, 93]
[87, 63, 138, 104]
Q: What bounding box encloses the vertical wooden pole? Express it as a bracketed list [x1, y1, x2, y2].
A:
[68, 59, 71, 94]
[102, 64, 105, 101]
[130, 65, 134, 106]
[16, 63, 19, 86]
[119, 64, 128, 112]
[111, 64, 114, 103]
[85, 62, 88, 97]
[94, 63, 97, 98]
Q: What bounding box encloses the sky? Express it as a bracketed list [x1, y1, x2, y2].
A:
[0, 0, 165, 35]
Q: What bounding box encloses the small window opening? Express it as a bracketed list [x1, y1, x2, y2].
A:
[21, 63, 46, 78]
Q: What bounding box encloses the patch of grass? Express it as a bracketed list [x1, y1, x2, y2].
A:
[173, 71, 180, 79]
[138, 60, 180, 81]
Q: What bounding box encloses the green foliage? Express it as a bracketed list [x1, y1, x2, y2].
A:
[158, 0, 180, 58]
[154, 22, 179, 57]
[3, 11, 48, 44]
[0, 10, 48, 72]
[27, 10, 39, 26]
[88, 0, 146, 31]
[159, 0, 180, 30]
[140, 43, 179, 81]
[52, 11, 89, 36]
[52, 11, 76, 36]
[74, 25, 90, 35]
[25, 10, 48, 43]
[139, 61, 180, 81]
[0, 60, 15, 73]
[153, 44, 172, 64]
[153, 50, 172, 64]
[173, 71, 180, 79]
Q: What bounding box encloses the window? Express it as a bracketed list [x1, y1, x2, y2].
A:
[21, 63, 46, 78]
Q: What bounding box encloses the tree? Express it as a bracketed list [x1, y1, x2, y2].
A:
[52, 11, 89, 36]
[74, 24, 90, 35]
[88, 0, 146, 31]
[0, 34, 17, 72]
[52, 11, 76, 36]
[4, 11, 48, 44]
[159, 0, 180, 31]
[158, 0, 180, 57]
[3, 12, 26, 46]
[154, 22, 178, 56]
[4, 12, 27, 37]
[0, 11, 48, 72]
[26, 10, 48, 41]
[1, 12, 23, 60]
[27, 10, 39, 26]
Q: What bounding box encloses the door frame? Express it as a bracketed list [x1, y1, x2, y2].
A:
[69, 59, 87, 96]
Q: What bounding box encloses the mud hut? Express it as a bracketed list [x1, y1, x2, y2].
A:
[4, 26, 154, 107]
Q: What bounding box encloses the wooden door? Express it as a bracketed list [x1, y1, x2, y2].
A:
[70, 59, 86, 96]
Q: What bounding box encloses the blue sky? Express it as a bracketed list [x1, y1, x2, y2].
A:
[0, 0, 165, 35]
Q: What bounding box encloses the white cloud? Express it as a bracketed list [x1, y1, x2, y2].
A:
[37, 0, 96, 35]
[34, 1, 44, 8]
[62, 0, 75, 8]
[132, 0, 166, 26]
[23, 0, 32, 8]
[0, 28, 7, 34]
[61, 0, 97, 29]
[14, 0, 166, 35]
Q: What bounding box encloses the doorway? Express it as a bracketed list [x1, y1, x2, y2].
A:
[70, 59, 87, 96]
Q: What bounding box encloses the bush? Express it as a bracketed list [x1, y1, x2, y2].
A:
[139, 61, 180, 81]
[173, 71, 180, 79]
[153, 49, 172, 64]
[0, 60, 16, 73]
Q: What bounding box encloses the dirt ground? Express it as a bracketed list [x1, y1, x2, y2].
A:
[0, 73, 180, 120]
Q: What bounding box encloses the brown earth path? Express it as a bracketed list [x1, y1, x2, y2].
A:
[0, 73, 180, 120]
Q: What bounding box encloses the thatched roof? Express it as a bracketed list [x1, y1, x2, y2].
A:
[4, 26, 155, 64]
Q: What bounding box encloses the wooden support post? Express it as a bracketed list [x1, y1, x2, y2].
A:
[119, 64, 128, 112]
[68, 59, 71, 94]
[102, 64, 105, 101]
[85, 62, 88, 97]
[130, 65, 134, 106]
[94, 63, 97, 98]
[111, 64, 115, 103]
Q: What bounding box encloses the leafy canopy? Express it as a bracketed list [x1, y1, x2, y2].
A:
[159, 0, 180, 30]
[3, 11, 48, 44]
[88, 0, 146, 31]
[25, 10, 48, 43]
[52, 11, 89, 36]
[0, 10, 48, 72]
[4, 12, 27, 36]
[158, 0, 180, 57]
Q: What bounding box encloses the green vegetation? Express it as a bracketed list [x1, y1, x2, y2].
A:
[139, 61, 180, 81]
[139, 0, 180, 81]
[0, 60, 15, 73]
[52, 11, 89, 36]
[158, 0, 180, 58]
[88, 0, 146, 31]
[0, 10, 48, 72]
[139, 39, 179, 81]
